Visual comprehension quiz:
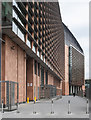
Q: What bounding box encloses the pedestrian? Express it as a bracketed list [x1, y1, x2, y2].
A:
[73, 93, 75, 97]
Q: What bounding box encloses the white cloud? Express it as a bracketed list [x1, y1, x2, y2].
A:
[59, 0, 90, 3]
[59, 0, 89, 79]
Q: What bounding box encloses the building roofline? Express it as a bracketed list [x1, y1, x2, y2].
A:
[62, 22, 84, 54]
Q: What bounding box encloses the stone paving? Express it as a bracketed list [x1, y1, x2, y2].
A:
[0, 96, 89, 119]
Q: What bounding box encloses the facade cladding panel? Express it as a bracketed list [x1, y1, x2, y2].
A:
[1, 1, 65, 103]
[70, 46, 84, 86]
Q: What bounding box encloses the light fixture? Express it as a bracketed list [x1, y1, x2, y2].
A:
[11, 46, 15, 50]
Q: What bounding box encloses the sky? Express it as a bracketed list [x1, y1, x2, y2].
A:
[58, 0, 89, 79]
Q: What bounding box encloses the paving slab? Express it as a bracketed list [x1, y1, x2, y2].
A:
[1, 96, 89, 119]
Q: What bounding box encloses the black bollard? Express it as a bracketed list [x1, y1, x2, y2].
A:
[33, 100, 36, 114]
[68, 100, 71, 114]
[51, 99, 54, 114]
[1, 99, 4, 113]
[86, 99, 89, 114]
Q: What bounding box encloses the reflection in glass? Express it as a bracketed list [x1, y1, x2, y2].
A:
[12, 21, 17, 34]
[18, 28, 24, 41]
[37, 50, 40, 57]
[27, 39, 31, 48]
[32, 45, 36, 53]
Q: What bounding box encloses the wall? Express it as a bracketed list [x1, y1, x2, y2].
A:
[64, 45, 69, 95]
[1, 35, 26, 103]
[33, 60, 40, 100]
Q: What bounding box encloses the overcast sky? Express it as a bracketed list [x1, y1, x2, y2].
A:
[58, 0, 89, 79]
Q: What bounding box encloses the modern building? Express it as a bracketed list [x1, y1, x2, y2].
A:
[0, 1, 65, 105]
[63, 23, 85, 95]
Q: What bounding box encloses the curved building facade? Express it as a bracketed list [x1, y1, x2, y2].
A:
[63, 23, 85, 95]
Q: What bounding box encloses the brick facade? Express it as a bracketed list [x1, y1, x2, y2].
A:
[1, 35, 26, 103]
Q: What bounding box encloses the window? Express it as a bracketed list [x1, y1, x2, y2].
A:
[41, 54, 43, 60]
[13, 9, 17, 19]
[44, 57, 45, 63]
[17, 28, 25, 41]
[38, 63, 40, 76]
[45, 71, 48, 84]
[34, 60, 37, 75]
[37, 50, 40, 57]
[12, 21, 17, 34]
[41, 67, 44, 86]
[13, 0, 17, 7]
[27, 37, 31, 48]
[32, 45, 36, 53]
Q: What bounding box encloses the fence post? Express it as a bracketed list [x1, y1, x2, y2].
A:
[68, 100, 71, 114]
[1, 99, 4, 113]
[51, 99, 54, 114]
[16, 99, 20, 113]
[86, 99, 89, 114]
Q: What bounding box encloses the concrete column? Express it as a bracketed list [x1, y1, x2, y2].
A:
[73, 86, 75, 93]
[76, 86, 78, 94]
[76, 86, 77, 94]
[78, 87, 79, 93]
[72, 86, 73, 93]
[70, 86, 72, 94]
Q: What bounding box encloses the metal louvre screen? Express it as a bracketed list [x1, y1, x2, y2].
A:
[69, 46, 84, 86]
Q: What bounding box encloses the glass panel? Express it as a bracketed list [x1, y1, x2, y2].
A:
[37, 50, 40, 57]
[45, 71, 48, 84]
[27, 39, 31, 48]
[41, 54, 43, 60]
[18, 17, 24, 27]
[12, 9, 17, 19]
[44, 57, 45, 63]
[17, 28, 24, 41]
[32, 45, 36, 53]
[12, 21, 17, 34]
[13, 0, 17, 7]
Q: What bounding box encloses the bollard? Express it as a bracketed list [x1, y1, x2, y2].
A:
[1, 99, 4, 113]
[68, 100, 71, 114]
[86, 99, 89, 114]
[27, 97, 29, 103]
[33, 100, 36, 114]
[51, 99, 54, 114]
[16, 100, 20, 113]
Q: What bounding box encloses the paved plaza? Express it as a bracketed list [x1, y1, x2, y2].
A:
[0, 96, 89, 119]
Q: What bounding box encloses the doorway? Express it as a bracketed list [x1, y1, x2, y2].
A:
[26, 56, 33, 101]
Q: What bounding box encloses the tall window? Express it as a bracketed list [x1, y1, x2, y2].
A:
[38, 63, 40, 76]
[45, 71, 48, 84]
[34, 60, 37, 75]
[41, 67, 44, 86]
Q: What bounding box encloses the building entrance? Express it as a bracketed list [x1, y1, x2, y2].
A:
[26, 56, 33, 101]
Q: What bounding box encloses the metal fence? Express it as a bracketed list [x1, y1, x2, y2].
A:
[40, 85, 62, 99]
[0, 81, 18, 111]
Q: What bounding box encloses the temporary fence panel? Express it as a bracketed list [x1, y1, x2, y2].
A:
[0, 81, 18, 111]
[40, 85, 58, 99]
